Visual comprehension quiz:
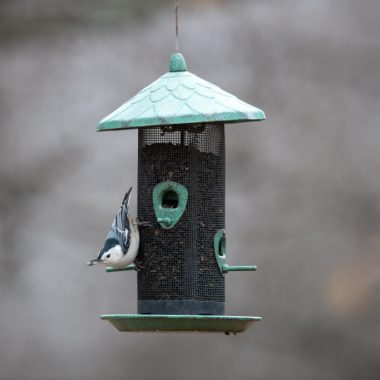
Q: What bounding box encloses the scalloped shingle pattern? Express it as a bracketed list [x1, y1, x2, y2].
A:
[98, 69, 265, 131]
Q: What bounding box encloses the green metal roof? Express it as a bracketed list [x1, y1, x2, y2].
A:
[97, 53, 265, 131]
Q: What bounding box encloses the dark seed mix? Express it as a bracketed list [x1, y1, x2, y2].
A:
[137, 141, 225, 302]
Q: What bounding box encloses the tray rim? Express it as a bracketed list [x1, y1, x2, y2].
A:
[100, 314, 262, 333]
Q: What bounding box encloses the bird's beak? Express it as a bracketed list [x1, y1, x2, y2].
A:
[86, 258, 101, 266]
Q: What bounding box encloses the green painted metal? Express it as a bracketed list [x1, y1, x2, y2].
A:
[214, 229, 257, 275]
[97, 53, 265, 131]
[105, 263, 257, 274]
[106, 265, 136, 273]
[169, 52, 187, 72]
[214, 229, 227, 275]
[100, 314, 261, 333]
[223, 265, 257, 273]
[153, 181, 188, 229]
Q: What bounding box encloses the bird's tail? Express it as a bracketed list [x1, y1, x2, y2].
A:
[111, 187, 133, 233]
[122, 187, 133, 209]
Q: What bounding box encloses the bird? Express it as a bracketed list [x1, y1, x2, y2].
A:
[87, 187, 140, 269]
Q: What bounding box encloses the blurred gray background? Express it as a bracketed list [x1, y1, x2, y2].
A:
[1, 0, 380, 379]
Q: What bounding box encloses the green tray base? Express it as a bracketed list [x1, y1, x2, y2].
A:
[100, 314, 261, 334]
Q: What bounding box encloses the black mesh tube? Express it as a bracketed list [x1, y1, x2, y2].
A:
[136, 123, 225, 315]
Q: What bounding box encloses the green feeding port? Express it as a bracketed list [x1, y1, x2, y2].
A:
[214, 229, 258, 275]
[153, 181, 188, 229]
[97, 52, 264, 333]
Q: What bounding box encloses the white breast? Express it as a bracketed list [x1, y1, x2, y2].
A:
[118, 217, 140, 268]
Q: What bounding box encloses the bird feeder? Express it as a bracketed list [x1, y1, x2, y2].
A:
[98, 53, 265, 334]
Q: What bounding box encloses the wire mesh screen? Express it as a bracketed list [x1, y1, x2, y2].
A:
[137, 123, 225, 315]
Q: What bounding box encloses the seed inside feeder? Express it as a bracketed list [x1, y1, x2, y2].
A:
[162, 190, 179, 208]
[136, 124, 225, 315]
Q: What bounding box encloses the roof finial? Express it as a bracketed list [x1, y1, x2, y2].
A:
[169, 52, 187, 72]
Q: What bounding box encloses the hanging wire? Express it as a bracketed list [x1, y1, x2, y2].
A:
[175, 0, 179, 51]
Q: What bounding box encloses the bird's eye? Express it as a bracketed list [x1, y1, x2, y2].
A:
[106, 254, 111, 258]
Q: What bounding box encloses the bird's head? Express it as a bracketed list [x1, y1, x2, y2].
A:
[87, 239, 123, 267]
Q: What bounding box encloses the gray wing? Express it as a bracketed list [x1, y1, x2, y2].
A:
[109, 187, 132, 250]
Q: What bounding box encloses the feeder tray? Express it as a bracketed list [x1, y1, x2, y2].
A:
[100, 314, 261, 334]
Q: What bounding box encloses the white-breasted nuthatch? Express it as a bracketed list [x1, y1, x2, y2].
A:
[87, 187, 140, 269]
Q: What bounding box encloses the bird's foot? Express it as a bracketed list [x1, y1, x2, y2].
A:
[135, 219, 152, 228]
[133, 261, 145, 272]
